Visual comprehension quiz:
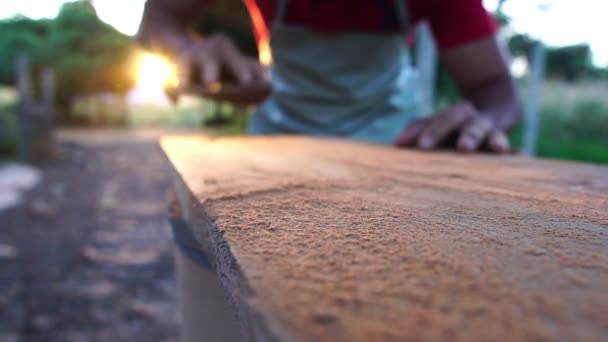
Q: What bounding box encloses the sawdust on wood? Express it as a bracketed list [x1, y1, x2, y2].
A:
[163, 135, 608, 342]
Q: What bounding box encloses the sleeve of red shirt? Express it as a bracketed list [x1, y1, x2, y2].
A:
[410, 0, 497, 51]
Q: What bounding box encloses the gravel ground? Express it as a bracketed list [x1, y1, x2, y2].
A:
[0, 132, 178, 341]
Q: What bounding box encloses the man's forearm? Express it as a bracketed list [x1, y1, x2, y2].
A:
[441, 36, 521, 132]
[136, 0, 206, 55]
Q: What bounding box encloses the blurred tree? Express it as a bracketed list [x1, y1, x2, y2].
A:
[508, 33, 536, 58]
[509, 34, 595, 82]
[48, 1, 137, 119]
[494, 0, 511, 26]
[0, 0, 137, 121]
[0, 17, 51, 85]
[590, 67, 608, 80]
[545, 44, 593, 82]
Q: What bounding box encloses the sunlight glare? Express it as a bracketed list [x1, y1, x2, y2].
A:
[510, 56, 528, 78]
[258, 37, 273, 66]
[137, 53, 176, 90]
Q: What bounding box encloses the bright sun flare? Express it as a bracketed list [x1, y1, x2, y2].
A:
[137, 53, 176, 90]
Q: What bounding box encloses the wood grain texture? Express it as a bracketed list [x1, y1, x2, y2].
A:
[162, 135, 608, 342]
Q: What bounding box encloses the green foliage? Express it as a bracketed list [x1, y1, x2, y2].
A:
[0, 17, 48, 85]
[0, 1, 138, 119]
[588, 67, 608, 79]
[510, 126, 608, 164]
[510, 82, 608, 164]
[545, 44, 593, 82]
[49, 1, 137, 96]
[493, 11, 511, 27]
[508, 34, 602, 82]
[508, 33, 535, 58]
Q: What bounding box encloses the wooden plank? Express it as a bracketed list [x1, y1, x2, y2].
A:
[161, 135, 608, 342]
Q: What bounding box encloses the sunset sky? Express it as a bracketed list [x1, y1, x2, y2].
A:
[1, 0, 607, 67]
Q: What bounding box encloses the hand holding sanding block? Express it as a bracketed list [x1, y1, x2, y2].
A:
[165, 60, 272, 105]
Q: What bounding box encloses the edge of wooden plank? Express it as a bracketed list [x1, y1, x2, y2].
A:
[161, 137, 294, 342]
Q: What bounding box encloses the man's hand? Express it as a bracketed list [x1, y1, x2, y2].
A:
[173, 33, 271, 104]
[137, 0, 270, 104]
[177, 33, 268, 90]
[394, 101, 510, 153]
[395, 36, 520, 153]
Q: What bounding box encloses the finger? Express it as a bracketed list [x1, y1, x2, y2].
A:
[261, 65, 271, 83]
[199, 55, 220, 88]
[457, 116, 493, 152]
[487, 130, 510, 153]
[394, 118, 431, 147]
[221, 42, 252, 84]
[418, 102, 475, 149]
[248, 59, 270, 83]
[175, 51, 192, 92]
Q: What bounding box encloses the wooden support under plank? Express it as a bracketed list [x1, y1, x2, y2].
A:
[162, 135, 608, 341]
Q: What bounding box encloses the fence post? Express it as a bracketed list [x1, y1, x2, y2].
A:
[41, 68, 55, 109]
[39, 67, 56, 156]
[415, 21, 438, 117]
[16, 54, 56, 162]
[16, 54, 32, 161]
[523, 42, 546, 156]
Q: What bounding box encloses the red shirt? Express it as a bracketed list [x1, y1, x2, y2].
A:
[238, 0, 496, 50]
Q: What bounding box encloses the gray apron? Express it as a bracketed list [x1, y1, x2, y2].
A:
[249, 0, 422, 144]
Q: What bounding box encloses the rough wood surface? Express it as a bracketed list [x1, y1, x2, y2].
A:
[161, 135, 608, 342]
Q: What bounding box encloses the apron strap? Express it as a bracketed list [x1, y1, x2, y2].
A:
[394, 0, 410, 34]
[272, 0, 289, 30]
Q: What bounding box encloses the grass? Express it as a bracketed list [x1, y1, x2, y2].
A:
[126, 95, 250, 131]
[127, 96, 207, 128]
[511, 80, 608, 164]
[510, 128, 608, 164]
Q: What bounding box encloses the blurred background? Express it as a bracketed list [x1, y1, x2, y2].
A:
[0, 0, 606, 341]
[0, 0, 606, 163]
